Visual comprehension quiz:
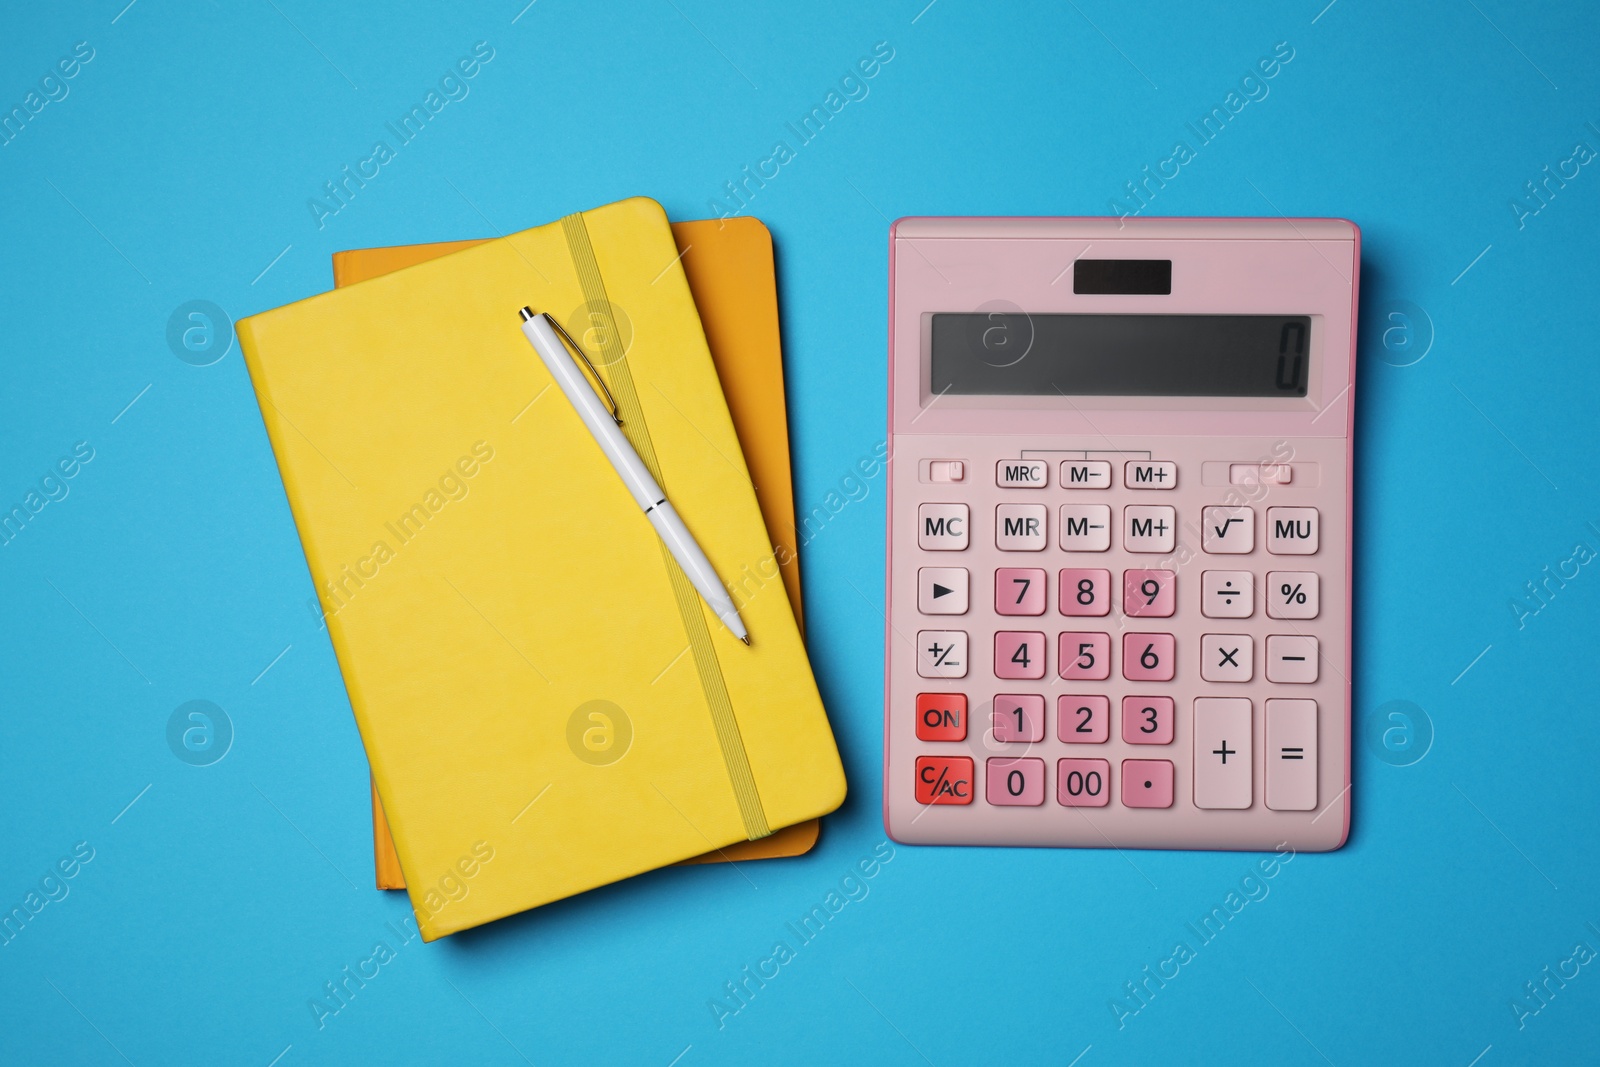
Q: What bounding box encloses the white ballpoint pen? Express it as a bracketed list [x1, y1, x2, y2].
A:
[518, 307, 750, 644]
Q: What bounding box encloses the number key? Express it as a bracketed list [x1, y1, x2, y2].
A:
[1058, 695, 1109, 743]
[995, 567, 1047, 616]
[995, 631, 1046, 679]
[1057, 758, 1110, 807]
[1122, 633, 1175, 681]
[993, 694, 1045, 742]
[987, 757, 1046, 806]
[1059, 568, 1110, 617]
[1122, 569, 1175, 617]
[1122, 695, 1175, 745]
[1058, 632, 1111, 680]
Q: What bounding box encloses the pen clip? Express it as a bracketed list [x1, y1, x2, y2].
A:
[543, 312, 623, 425]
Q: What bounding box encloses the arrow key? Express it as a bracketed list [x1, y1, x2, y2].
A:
[918, 567, 969, 615]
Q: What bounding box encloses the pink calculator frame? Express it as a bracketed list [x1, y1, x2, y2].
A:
[883, 217, 1357, 852]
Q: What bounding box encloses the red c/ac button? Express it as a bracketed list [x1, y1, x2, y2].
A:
[915, 756, 974, 805]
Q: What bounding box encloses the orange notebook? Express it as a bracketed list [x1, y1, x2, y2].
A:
[329, 217, 819, 889]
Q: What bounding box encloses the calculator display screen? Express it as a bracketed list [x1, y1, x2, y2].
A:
[929, 313, 1311, 397]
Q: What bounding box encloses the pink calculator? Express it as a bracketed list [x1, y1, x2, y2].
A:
[883, 217, 1356, 852]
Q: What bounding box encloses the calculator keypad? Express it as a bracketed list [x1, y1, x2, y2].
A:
[894, 443, 1345, 849]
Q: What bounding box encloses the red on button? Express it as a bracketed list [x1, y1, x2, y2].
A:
[915, 756, 974, 805]
[916, 693, 968, 741]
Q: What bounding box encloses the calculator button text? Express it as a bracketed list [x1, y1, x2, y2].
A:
[918, 503, 969, 550]
[1123, 569, 1176, 617]
[1061, 460, 1111, 489]
[916, 630, 968, 678]
[1122, 760, 1175, 808]
[1122, 633, 1175, 682]
[1266, 635, 1319, 683]
[1201, 570, 1255, 619]
[1194, 698, 1253, 809]
[995, 631, 1046, 680]
[996, 503, 1048, 551]
[1266, 507, 1319, 554]
[1266, 571, 1319, 619]
[1058, 632, 1111, 680]
[995, 568, 1047, 616]
[1202, 506, 1254, 554]
[1200, 634, 1253, 682]
[1058, 694, 1109, 743]
[1059, 504, 1111, 552]
[915, 756, 973, 805]
[915, 693, 967, 741]
[1123, 505, 1175, 553]
[996, 459, 1048, 487]
[918, 567, 969, 615]
[987, 757, 1046, 806]
[1266, 698, 1318, 811]
[1122, 695, 1175, 745]
[1058, 568, 1110, 617]
[993, 694, 1045, 743]
[1058, 759, 1111, 806]
[1125, 460, 1177, 489]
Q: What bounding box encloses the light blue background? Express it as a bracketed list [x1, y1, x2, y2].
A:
[2, 1, 1597, 1063]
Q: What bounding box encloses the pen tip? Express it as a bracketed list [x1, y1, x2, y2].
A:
[740, 635, 750, 646]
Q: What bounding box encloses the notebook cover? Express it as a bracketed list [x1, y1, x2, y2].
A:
[330, 218, 820, 887]
[240, 197, 845, 938]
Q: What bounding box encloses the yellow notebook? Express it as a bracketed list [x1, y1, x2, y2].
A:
[240, 197, 846, 938]
[330, 218, 822, 886]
